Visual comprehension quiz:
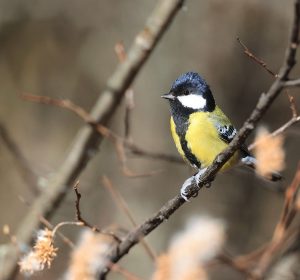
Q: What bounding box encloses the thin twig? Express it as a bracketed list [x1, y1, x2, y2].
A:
[108, 262, 144, 280]
[237, 33, 299, 146]
[274, 164, 300, 240]
[210, 165, 300, 280]
[52, 221, 84, 237]
[288, 94, 298, 118]
[237, 37, 278, 77]
[124, 89, 135, 142]
[98, 1, 300, 277]
[73, 182, 99, 231]
[38, 216, 75, 249]
[73, 181, 121, 242]
[0, 122, 39, 195]
[18, 195, 75, 249]
[115, 42, 135, 142]
[102, 176, 157, 261]
[248, 93, 299, 151]
[284, 78, 300, 87]
[22, 93, 182, 169]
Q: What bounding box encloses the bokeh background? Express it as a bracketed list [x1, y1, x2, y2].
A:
[0, 0, 299, 279]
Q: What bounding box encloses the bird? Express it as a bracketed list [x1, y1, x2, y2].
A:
[162, 72, 282, 200]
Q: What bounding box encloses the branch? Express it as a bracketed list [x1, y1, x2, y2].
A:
[237, 35, 300, 147]
[2, 1, 184, 279]
[0, 122, 39, 195]
[248, 95, 299, 151]
[102, 176, 157, 261]
[73, 181, 121, 242]
[114, 42, 135, 142]
[284, 78, 300, 87]
[237, 37, 278, 77]
[215, 164, 300, 279]
[98, 1, 300, 277]
[21, 93, 182, 174]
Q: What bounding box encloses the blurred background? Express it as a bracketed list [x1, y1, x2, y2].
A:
[0, 0, 299, 279]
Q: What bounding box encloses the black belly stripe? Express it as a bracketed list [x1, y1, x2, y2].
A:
[180, 137, 201, 169]
[171, 108, 201, 169]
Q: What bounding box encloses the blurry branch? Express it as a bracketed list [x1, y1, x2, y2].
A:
[18, 196, 75, 249]
[249, 95, 299, 151]
[124, 89, 135, 142]
[41, 218, 142, 279]
[2, 1, 185, 279]
[108, 262, 144, 280]
[38, 216, 75, 249]
[0, 122, 39, 195]
[237, 34, 299, 150]
[115, 42, 135, 143]
[237, 37, 278, 77]
[98, 1, 300, 278]
[73, 181, 121, 242]
[266, 249, 300, 280]
[22, 94, 182, 169]
[216, 164, 300, 279]
[284, 78, 300, 87]
[237, 37, 300, 151]
[253, 164, 300, 278]
[102, 176, 157, 261]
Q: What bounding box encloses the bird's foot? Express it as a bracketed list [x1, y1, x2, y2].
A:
[180, 176, 196, 201]
[180, 168, 208, 201]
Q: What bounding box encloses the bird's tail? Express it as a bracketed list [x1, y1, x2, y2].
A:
[241, 155, 282, 182]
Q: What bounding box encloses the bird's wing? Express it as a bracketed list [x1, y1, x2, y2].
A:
[211, 106, 251, 157]
[216, 124, 237, 144]
[216, 123, 251, 157]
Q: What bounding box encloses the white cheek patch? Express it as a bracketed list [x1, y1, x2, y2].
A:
[177, 94, 207, 110]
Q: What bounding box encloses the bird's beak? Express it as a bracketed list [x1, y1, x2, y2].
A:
[161, 92, 175, 100]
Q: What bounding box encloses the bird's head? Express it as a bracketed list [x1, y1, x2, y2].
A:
[162, 72, 215, 112]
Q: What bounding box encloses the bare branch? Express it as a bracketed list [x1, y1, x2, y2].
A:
[248, 95, 299, 151]
[98, 1, 300, 277]
[73, 181, 121, 242]
[207, 164, 300, 279]
[108, 262, 144, 280]
[21, 94, 165, 177]
[2, 1, 184, 278]
[0, 122, 39, 195]
[252, 164, 300, 278]
[237, 37, 278, 77]
[114, 42, 135, 142]
[288, 94, 298, 118]
[237, 35, 299, 146]
[102, 176, 157, 261]
[23, 93, 183, 164]
[284, 78, 300, 87]
[18, 196, 75, 249]
[38, 216, 75, 249]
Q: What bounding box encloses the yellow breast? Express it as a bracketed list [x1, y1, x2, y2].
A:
[171, 112, 238, 170]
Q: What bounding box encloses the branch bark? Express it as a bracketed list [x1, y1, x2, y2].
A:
[1, 1, 184, 279]
[98, 1, 300, 278]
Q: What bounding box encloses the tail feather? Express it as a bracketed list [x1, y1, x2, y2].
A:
[241, 155, 282, 182]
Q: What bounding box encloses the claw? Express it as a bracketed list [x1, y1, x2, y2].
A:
[194, 168, 207, 185]
[180, 168, 208, 200]
[204, 182, 212, 188]
[180, 176, 195, 201]
[191, 192, 199, 198]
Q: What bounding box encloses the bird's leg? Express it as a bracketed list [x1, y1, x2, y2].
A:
[194, 168, 213, 188]
[180, 168, 207, 201]
[180, 176, 196, 201]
